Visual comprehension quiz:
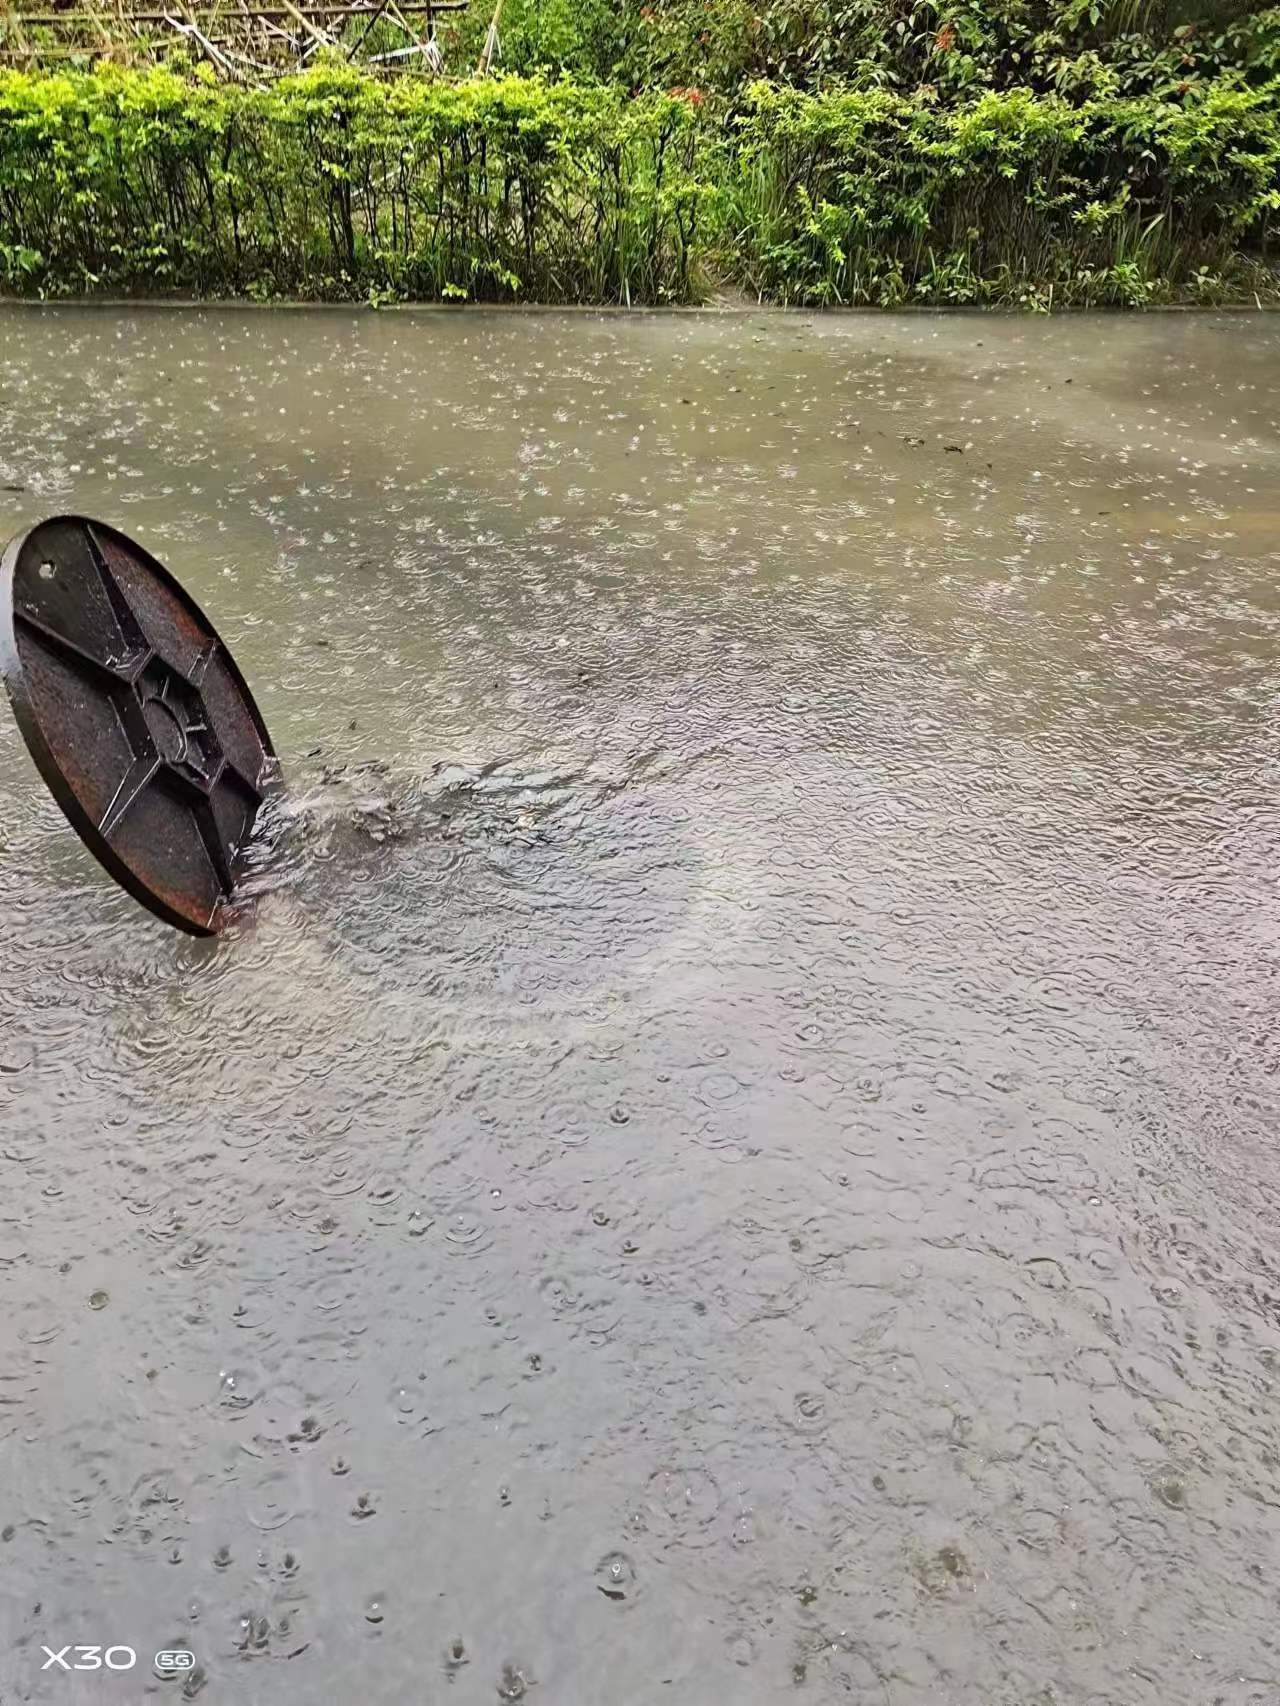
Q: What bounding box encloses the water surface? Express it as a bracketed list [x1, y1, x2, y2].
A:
[1, 307, 1278, 1705]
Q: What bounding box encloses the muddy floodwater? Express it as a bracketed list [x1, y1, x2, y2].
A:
[1, 306, 1279, 1706]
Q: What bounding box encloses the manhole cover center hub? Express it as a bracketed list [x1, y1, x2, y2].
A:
[142, 693, 188, 763]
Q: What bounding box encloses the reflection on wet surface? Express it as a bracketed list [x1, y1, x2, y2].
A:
[1, 306, 1278, 1704]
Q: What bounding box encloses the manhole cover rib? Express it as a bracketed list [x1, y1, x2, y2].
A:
[1, 515, 277, 936]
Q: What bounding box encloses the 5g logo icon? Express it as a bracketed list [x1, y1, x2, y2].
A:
[155, 1650, 197, 1673]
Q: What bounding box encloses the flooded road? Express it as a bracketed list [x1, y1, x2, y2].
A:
[0, 306, 1278, 1706]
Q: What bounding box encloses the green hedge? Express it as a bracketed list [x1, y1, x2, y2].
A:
[0, 63, 1277, 305]
[729, 79, 1280, 305]
[0, 65, 709, 302]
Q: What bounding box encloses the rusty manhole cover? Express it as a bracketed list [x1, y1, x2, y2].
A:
[0, 515, 277, 936]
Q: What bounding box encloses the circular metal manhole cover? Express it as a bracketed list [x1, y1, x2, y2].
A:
[0, 514, 277, 936]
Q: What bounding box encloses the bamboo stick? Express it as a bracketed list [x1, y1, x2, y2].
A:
[273, 0, 336, 47]
[475, 0, 501, 74]
[2, 41, 117, 54]
[393, 0, 442, 74]
[344, 0, 387, 57]
[163, 11, 239, 71]
[4, 0, 31, 53]
[383, 0, 420, 45]
[368, 38, 426, 57]
[85, 0, 118, 47]
[115, 0, 145, 63]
